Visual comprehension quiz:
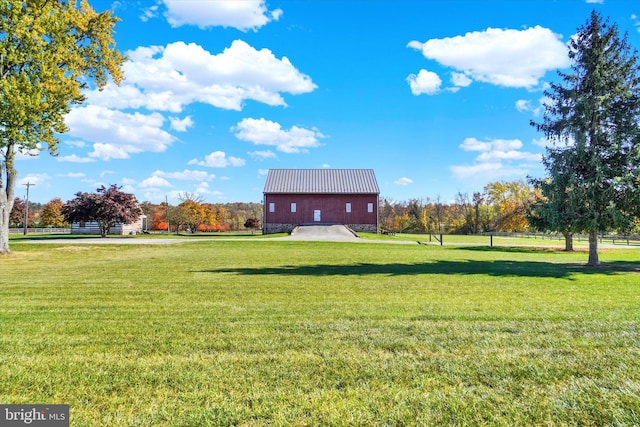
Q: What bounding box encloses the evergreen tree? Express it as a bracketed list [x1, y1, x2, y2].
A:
[531, 11, 640, 266]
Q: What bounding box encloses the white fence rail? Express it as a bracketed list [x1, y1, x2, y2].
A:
[9, 228, 70, 234]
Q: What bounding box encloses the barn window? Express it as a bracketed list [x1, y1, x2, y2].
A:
[346, 203, 352, 213]
[291, 203, 296, 213]
[269, 202, 275, 213]
[367, 203, 374, 213]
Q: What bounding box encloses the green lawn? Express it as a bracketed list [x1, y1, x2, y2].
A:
[1, 238, 639, 426]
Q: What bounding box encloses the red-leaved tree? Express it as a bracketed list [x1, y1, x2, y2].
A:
[62, 185, 142, 237]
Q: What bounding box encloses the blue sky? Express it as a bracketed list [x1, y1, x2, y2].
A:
[16, 0, 640, 204]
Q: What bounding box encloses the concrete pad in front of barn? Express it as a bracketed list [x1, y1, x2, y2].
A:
[287, 225, 360, 241]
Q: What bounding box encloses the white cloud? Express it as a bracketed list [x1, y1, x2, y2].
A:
[532, 137, 551, 148]
[451, 137, 542, 181]
[451, 72, 472, 87]
[140, 176, 172, 188]
[249, 150, 277, 160]
[89, 144, 130, 160]
[516, 96, 547, 116]
[477, 150, 541, 162]
[409, 26, 569, 89]
[394, 177, 414, 186]
[515, 100, 531, 112]
[18, 174, 50, 187]
[169, 116, 194, 132]
[15, 146, 41, 160]
[459, 138, 492, 152]
[65, 105, 176, 161]
[87, 40, 316, 113]
[492, 139, 523, 151]
[152, 169, 215, 181]
[59, 172, 85, 178]
[65, 140, 86, 148]
[449, 163, 504, 181]
[195, 181, 211, 195]
[407, 69, 442, 95]
[233, 117, 325, 153]
[56, 154, 96, 163]
[188, 151, 246, 168]
[162, 0, 282, 31]
[121, 183, 136, 194]
[140, 5, 158, 22]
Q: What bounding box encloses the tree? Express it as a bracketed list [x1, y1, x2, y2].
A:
[244, 217, 261, 234]
[178, 199, 206, 233]
[9, 197, 23, 227]
[40, 198, 67, 227]
[0, 0, 125, 253]
[531, 11, 640, 266]
[472, 192, 485, 234]
[484, 180, 535, 232]
[62, 185, 142, 237]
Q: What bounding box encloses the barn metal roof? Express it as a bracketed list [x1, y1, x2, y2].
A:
[264, 169, 380, 194]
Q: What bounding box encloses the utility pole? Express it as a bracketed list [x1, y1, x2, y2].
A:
[23, 182, 34, 235]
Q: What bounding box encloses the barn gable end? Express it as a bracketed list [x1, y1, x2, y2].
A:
[263, 169, 379, 234]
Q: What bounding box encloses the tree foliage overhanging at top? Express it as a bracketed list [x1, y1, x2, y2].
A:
[0, 0, 125, 253]
[62, 184, 142, 237]
[530, 10, 640, 266]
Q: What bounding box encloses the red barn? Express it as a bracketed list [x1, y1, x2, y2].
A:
[263, 169, 380, 234]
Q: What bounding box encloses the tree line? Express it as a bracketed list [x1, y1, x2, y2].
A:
[379, 180, 539, 235]
[8, 188, 263, 234]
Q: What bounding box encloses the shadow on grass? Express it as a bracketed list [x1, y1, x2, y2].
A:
[455, 246, 581, 254]
[200, 259, 639, 279]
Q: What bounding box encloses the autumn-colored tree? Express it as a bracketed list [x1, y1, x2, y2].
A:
[0, 0, 125, 253]
[214, 205, 230, 229]
[40, 198, 67, 227]
[178, 199, 207, 233]
[393, 211, 411, 232]
[151, 211, 167, 231]
[8, 197, 24, 227]
[484, 180, 535, 232]
[62, 185, 142, 237]
[420, 204, 434, 233]
[244, 217, 261, 233]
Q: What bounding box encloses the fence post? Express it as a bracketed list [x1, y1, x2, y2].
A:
[490, 234, 493, 247]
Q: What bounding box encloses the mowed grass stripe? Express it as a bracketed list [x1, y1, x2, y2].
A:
[1, 240, 639, 425]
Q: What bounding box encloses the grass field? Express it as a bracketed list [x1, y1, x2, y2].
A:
[1, 236, 639, 426]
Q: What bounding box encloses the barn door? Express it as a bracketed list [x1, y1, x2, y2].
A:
[314, 210, 321, 222]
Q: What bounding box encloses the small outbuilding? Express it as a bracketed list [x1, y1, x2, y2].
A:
[70, 215, 148, 235]
[263, 168, 380, 234]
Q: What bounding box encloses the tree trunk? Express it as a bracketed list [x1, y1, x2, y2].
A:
[0, 198, 12, 254]
[1, 156, 17, 255]
[99, 220, 109, 237]
[563, 231, 574, 252]
[587, 230, 600, 266]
